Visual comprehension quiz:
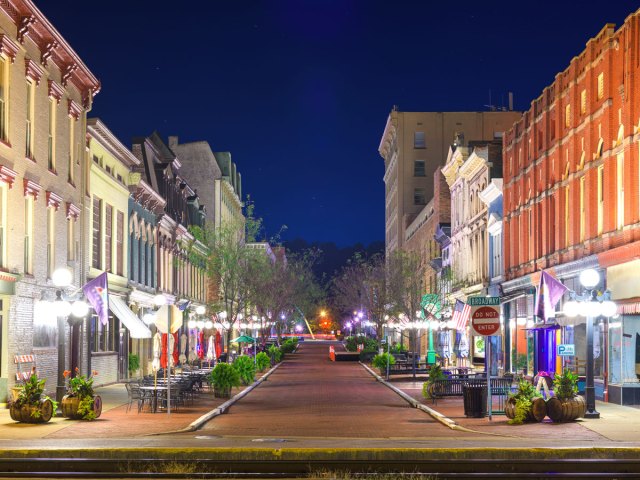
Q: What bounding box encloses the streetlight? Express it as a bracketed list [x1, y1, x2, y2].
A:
[52, 268, 88, 409]
[563, 268, 617, 419]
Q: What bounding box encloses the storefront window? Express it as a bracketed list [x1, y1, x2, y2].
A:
[610, 315, 640, 384]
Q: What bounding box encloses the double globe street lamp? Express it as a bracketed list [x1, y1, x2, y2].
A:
[563, 268, 617, 419]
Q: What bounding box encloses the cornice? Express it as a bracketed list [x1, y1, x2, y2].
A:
[458, 149, 487, 181]
[65, 201, 80, 220]
[0, 0, 100, 99]
[87, 118, 140, 168]
[47, 79, 64, 103]
[67, 99, 81, 120]
[0, 164, 17, 188]
[479, 179, 503, 206]
[23, 178, 41, 199]
[0, 34, 18, 62]
[45, 190, 62, 210]
[24, 57, 44, 85]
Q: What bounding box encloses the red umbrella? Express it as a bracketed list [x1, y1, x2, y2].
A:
[160, 334, 168, 368]
[172, 332, 179, 365]
[215, 331, 222, 359]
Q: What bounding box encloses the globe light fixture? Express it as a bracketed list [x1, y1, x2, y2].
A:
[153, 294, 167, 306]
[601, 300, 617, 318]
[237, 312, 244, 320]
[143, 313, 156, 325]
[579, 269, 600, 289]
[195, 305, 206, 315]
[70, 300, 89, 318]
[196, 320, 205, 329]
[53, 296, 72, 317]
[218, 311, 227, 319]
[205, 320, 213, 329]
[187, 319, 197, 329]
[563, 300, 580, 318]
[52, 268, 73, 288]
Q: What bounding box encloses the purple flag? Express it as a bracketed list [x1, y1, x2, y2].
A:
[83, 272, 109, 326]
[535, 271, 568, 323]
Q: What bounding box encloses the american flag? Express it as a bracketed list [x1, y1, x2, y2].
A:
[452, 299, 471, 331]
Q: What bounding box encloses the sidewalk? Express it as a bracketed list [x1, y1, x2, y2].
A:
[390, 377, 640, 442]
[0, 382, 240, 440]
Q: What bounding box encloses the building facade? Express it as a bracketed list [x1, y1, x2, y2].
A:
[378, 109, 520, 257]
[502, 11, 640, 403]
[0, 0, 99, 401]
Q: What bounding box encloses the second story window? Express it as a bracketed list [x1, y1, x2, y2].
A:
[68, 117, 75, 184]
[597, 73, 604, 100]
[0, 57, 7, 142]
[92, 196, 102, 269]
[25, 81, 34, 159]
[414, 131, 425, 149]
[24, 195, 34, 274]
[414, 188, 426, 205]
[105, 204, 113, 272]
[48, 98, 56, 171]
[414, 160, 426, 177]
[116, 211, 124, 276]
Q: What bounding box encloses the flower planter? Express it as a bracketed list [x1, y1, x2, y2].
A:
[9, 398, 53, 423]
[505, 396, 547, 422]
[546, 395, 586, 422]
[61, 394, 102, 420]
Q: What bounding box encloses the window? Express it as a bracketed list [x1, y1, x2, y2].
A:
[24, 196, 33, 274]
[564, 186, 570, 248]
[565, 104, 571, 128]
[117, 173, 123, 184]
[105, 165, 111, 175]
[92, 155, 100, 164]
[0, 184, 4, 268]
[414, 188, 426, 205]
[414, 160, 426, 177]
[67, 217, 75, 261]
[25, 81, 34, 159]
[597, 73, 604, 100]
[579, 176, 585, 242]
[580, 90, 587, 115]
[116, 211, 124, 276]
[414, 131, 425, 149]
[92, 196, 102, 269]
[92, 314, 117, 352]
[617, 153, 624, 229]
[48, 98, 55, 170]
[0, 57, 7, 142]
[68, 117, 75, 183]
[597, 165, 604, 235]
[105, 204, 112, 272]
[47, 207, 54, 278]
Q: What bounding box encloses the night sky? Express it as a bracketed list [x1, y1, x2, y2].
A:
[37, 1, 639, 246]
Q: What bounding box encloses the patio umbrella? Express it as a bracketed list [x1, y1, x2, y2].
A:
[179, 333, 187, 364]
[207, 335, 215, 361]
[215, 331, 222, 359]
[188, 330, 197, 362]
[231, 335, 256, 343]
[152, 331, 161, 371]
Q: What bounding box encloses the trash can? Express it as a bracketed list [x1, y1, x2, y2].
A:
[462, 383, 487, 418]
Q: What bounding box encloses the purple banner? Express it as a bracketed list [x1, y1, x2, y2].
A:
[83, 272, 109, 326]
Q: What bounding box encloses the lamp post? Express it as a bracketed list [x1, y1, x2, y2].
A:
[563, 268, 617, 419]
[52, 268, 88, 410]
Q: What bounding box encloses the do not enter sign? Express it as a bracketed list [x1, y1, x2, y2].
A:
[471, 305, 501, 336]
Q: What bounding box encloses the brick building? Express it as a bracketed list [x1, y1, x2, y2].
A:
[502, 9, 640, 403]
[0, 1, 99, 401]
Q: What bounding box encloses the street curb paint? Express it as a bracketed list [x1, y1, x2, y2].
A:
[360, 362, 515, 438]
[149, 362, 282, 436]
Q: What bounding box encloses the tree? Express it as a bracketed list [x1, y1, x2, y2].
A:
[332, 253, 388, 339]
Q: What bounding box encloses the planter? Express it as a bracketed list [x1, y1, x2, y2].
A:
[505, 397, 547, 422]
[61, 395, 102, 420]
[9, 398, 53, 423]
[546, 395, 586, 422]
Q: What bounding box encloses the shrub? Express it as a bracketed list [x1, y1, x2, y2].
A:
[389, 343, 408, 354]
[280, 339, 297, 354]
[13, 373, 57, 419]
[553, 368, 578, 400]
[255, 352, 270, 372]
[268, 345, 282, 364]
[359, 349, 377, 362]
[233, 355, 256, 385]
[371, 353, 395, 375]
[508, 379, 542, 425]
[208, 363, 241, 398]
[422, 364, 446, 399]
[345, 335, 378, 352]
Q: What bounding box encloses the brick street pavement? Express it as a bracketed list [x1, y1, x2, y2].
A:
[201, 341, 484, 439]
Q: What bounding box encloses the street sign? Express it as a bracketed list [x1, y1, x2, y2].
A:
[557, 344, 575, 356]
[470, 298, 501, 336]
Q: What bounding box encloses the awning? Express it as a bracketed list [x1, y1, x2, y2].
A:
[109, 295, 152, 339]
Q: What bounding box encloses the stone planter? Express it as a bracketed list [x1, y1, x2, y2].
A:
[9, 398, 53, 423]
[546, 395, 586, 422]
[61, 394, 102, 420]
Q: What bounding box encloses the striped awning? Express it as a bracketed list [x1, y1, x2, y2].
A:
[109, 295, 152, 339]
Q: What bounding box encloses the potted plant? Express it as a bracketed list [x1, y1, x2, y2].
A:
[233, 355, 256, 385]
[61, 368, 102, 421]
[9, 373, 56, 423]
[208, 362, 241, 398]
[505, 379, 546, 424]
[255, 352, 270, 373]
[547, 368, 586, 422]
[128, 353, 140, 378]
[422, 364, 446, 399]
[371, 353, 395, 375]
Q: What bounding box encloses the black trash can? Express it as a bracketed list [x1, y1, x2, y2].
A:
[462, 383, 487, 418]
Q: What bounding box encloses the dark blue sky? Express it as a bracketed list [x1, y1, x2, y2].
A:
[38, 1, 639, 246]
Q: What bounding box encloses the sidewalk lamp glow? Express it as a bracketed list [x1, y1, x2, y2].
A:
[70, 300, 89, 318]
[218, 311, 228, 319]
[52, 268, 72, 288]
[195, 305, 206, 315]
[205, 320, 213, 329]
[153, 294, 167, 307]
[579, 269, 600, 289]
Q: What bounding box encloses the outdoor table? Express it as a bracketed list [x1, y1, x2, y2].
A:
[138, 386, 168, 413]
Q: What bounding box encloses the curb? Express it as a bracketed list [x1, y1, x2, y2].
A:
[360, 362, 514, 437]
[150, 362, 282, 435]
